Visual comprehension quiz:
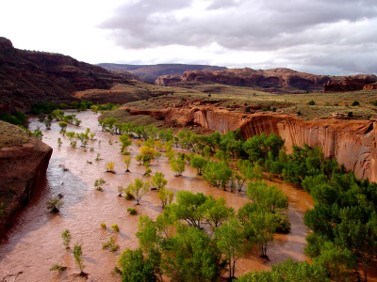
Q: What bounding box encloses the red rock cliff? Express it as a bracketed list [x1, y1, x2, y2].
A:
[0, 133, 52, 236]
[125, 106, 377, 181]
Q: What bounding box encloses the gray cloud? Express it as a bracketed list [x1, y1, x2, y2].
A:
[101, 0, 377, 74]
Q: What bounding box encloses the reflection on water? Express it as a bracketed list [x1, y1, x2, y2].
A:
[0, 111, 313, 281]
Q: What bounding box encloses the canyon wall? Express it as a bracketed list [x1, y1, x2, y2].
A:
[125, 106, 377, 181]
[0, 135, 52, 236]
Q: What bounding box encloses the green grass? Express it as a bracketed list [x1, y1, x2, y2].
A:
[0, 121, 30, 148]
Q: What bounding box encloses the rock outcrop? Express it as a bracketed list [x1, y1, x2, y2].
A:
[123, 105, 377, 182]
[364, 82, 377, 90]
[0, 122, 52, 236]
[0, 37, 129, 113]
[155, 68, 331, 93]
[323, 75, 377, 92]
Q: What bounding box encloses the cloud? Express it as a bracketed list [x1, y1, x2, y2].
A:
[101, 0, 377, 74]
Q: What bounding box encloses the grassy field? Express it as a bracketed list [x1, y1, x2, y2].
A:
[123, 83, 377, 120]
[0, 121, 29, 148]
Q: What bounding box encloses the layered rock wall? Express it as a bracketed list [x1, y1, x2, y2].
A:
[125, 106, 377, 181]
[0, 137, 52, 235]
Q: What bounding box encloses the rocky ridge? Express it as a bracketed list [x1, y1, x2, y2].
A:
[155, 68, 377, 93]
[0, 37, 130, 113]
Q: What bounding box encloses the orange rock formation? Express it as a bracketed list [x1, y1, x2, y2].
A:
[124, 106, 377, 181]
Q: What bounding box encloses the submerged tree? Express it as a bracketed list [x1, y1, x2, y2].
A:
[73, 243, 86, 276]
[61, 229, 72, 250]
[126, 178, 150, 205]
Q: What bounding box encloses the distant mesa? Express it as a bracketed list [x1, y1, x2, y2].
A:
[155, 68, 377, 93]
[98, 63, 226, 83]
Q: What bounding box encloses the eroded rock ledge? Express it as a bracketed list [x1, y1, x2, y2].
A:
[124, 105, 377, 182]
[0, 136, 52, 236]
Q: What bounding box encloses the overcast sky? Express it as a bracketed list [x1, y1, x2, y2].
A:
[1, 0, 377, 75]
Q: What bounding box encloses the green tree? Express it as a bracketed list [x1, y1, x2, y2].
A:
[119, 133, 132, 154]
[58, 121, 68, 134]
[161, 225, 220, 281]
[203, 161, 232, 189]
[123, 155, 131, 172]
[151, 172, 167, 190]
[203, 197, 234, 232]
[61, 229, 71, 250]
[158, 187, 174, 209]
[73, 243, 86, 276]
[126, 178, 150, 205]
[118, 248, 156, 282]
[246, 181, 288, 213]
[190, 155, 207, 175]
[238, 259, 329, 282]
[169, 154, 186, 176]
[216, 218, 246, 280]
[166, 191, 207, 228]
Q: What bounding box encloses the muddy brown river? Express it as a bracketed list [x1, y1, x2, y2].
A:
[0, 111, 314, 281]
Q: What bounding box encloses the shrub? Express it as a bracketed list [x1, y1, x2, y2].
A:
[127, 208, 137, 215]
[94, 178, 106, 191]
[125, 191, 135, 200]
[106, 162, 115, 173]
[307, 100, 316, 106]
[100, 223, 107, 229]
[351, 100, 360, 106]
[111, 224, 120, 233]
[49, 264, 67, 272]
[61, 229, 71, 249]
[47, 196, 63, 213]
[102, 237, 119, 252]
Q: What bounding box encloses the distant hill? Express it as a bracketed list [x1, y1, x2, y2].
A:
[0, 37, 131, 113]
[98, 63, 227, 83]
[156, 67, 377, 93]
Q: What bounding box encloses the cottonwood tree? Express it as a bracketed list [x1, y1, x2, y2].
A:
[169, 154, 186, 177]
[123, 155, 131, 172]
[119, 133, 132, 154]
[126, 178, 150, 205]
[151, 172, 167, 190]
[73, 243, 86, 276]
[216, 218, 247, 280]
[190, 154, 207, 175]
[158, 187, 174, 209]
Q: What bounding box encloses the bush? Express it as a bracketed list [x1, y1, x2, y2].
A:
[127, 208, 137, 215]
[125, 191, 135, 200]
[102, 237, 119, 252]
[47, 196, 64, 213]
[111, 224, 120, 233]
[49, 264, 67, 272]
[351, 101, 360, 106]
[307, 100, 316, 106]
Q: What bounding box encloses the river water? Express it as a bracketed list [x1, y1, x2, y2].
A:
[0, 111, 313, 281]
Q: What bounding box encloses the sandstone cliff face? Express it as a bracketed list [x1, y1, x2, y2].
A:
[0, 37, 129, 113]
[323, 74, 377, 92]
[0, 135, 52, 235]
[124, 105, 377, 182]
[364, 82, 377, 90]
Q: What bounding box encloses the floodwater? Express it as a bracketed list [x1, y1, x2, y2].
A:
[0, 111, 313, 281]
